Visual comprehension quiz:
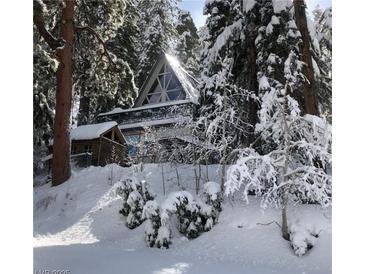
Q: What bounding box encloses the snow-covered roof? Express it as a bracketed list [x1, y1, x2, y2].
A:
[71, 121, 117, 140]
[164, 53, 199, 104]
[98, 100, 192, 117]
[119, 117, 189, 130]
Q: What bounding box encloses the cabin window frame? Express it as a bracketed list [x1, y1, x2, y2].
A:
[143, 64, 184, 105]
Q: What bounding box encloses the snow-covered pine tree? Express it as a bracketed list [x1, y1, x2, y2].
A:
[175, 9, 200, 76]
[313, 7, 332, 122]
[198, 0, 255, 190]
[225, 82, 332, 249]
[74, 0, 137, 125]
[33, 28, 57, 175]
[136, 0, 178, 87]
[33, 0, 136, 183]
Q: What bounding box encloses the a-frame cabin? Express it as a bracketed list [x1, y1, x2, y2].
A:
[97, 53, 200, 162]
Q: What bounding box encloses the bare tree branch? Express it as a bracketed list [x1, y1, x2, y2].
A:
[256, 221, 282, 229]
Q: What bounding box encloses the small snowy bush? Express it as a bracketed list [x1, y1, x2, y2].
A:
[142, 200, 162, 247]
[116, 178, 156, 229]
[203, 181, 222, 223]
[126, 191, 144, 229]
[155, 225, 171, 249]
[116, 178, 139, 216]
[289, 222, 319, 256]
[140, 180, 155, 202]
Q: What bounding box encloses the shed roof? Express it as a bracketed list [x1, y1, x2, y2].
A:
[70, 121, 117, 140]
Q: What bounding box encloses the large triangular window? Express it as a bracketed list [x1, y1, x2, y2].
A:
[142, 64, 185, 105]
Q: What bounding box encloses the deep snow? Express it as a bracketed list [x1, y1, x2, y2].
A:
[34, 164, 331, 274]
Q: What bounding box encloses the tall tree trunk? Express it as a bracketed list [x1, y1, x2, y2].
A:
[52, 0, 75, 186]
[293, 0, 319, 115]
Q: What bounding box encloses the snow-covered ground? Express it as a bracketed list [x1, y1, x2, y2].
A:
[34, 164, 331, 274]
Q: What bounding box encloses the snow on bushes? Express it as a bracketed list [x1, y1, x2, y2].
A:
[116, 178, 155, 229]
[126, 191, 144, 229]
[289, 221, 320, 256]
[203, 181, 222, 223]
[142, 200, 163, 247]
[143, 188, 222, 248]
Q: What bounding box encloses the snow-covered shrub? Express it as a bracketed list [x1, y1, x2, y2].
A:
[161, 191, 219, 240]
[155, 225, 171, 249]
[116, 178, 156, 229]
[203, 181, 222, 223]
[142, 200, 162, 247]
[126, 191, 144, 229]
[140, 180, 155, 202]
[289, 222, 319, 256]
[162, 191, 203, 239]
[116, 178, 139, 216]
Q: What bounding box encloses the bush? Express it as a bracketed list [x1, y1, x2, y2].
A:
[289, 222, 319, 256]
[203, 181, 223, 224]
[116, 178, 156, 229]
[116, 178, 139, 216]
[142, 189, 222, 249]
[126, 191, 144, 229]
[142, 200, 162, 247]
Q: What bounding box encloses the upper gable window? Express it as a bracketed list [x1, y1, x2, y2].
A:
[143, 63, 185, 105]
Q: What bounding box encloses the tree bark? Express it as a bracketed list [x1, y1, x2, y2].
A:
[52, 0, 75, 186]
[281, 206, 290, 241]
[293, 0, 319, 115]
[246, 39, 259, 144]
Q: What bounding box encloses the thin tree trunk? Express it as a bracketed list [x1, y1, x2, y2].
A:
[175, 165, 180, 188]
[281, 204, 290, 241]
[279, 86, 291, 241]
[52, 0, 75, 186]
[294, 0, 319, 115]
[161, 163, 166, 196]
[205, 161, 209, 182]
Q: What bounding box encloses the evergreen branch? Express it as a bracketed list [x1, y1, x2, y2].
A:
[74, 25, 116, 67]
[33, 0, 65, 50]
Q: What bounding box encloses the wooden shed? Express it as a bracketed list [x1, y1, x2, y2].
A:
[70, 121, 129, 167]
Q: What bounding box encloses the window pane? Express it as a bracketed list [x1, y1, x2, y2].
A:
[167, 89, 182, 100]
[167, 74, 181, 91]
[148, 79, 159, 94]
[148, 93, 162, 103]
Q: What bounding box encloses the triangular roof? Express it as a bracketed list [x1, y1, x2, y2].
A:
[70, 121, 118, 140]
[134, 53, 200, 107]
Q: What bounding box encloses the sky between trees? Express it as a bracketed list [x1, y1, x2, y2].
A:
[180, 0, 332, 28]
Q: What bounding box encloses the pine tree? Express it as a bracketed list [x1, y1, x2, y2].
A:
[175, 10, 199, 76]
[33, 30, 57, 174]
[74, 0, 137, 125]
[34, 0, 138, 183]
[197, 0, 259, 191]
[225, 83, 332, 248]
[293, 0, 319, 115]
[136, 0, 178, 87]
[314, 7, 332, 122]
